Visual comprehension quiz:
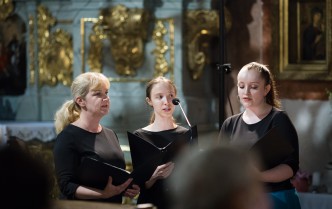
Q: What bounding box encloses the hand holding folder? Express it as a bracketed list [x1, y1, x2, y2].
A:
[77, 154, 166, 190]
[77, 126, 197, 190]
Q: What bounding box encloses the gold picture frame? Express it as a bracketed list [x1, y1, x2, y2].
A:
[80, 17, 174, 82]
[276, 0, 332, 80]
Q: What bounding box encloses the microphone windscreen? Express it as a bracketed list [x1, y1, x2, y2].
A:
[172, 98, 180, 105]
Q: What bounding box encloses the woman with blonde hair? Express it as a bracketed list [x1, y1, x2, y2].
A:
[53, 72, 140, 202]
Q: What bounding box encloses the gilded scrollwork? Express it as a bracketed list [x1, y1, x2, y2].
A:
[0, 0, 14, 21]
[88, 4, 149, 76]
[152, 19, 170, 77]
[37, 5, 73, 86]
[87, 19, 105, 73]
[29, 15, 35, 85]
[185, 9, 232, 80]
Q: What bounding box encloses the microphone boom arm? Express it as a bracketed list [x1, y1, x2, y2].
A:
[178, 103, 192, 127]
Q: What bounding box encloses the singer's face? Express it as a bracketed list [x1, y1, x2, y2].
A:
[237, 69, 270, 109]
[147, 81, 176, 119]
[78, 83, 110, 117]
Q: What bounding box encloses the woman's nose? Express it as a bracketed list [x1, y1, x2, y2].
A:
[162, 97, 169, 104]
[244, 86, 250, 94]
[102, 95, 109, 101]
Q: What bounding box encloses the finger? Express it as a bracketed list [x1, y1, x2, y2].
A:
[118, 178, 133, 191]
[131, 184, 140, 190]
[124, 191, 134, 198]
[108, 176, 113, 183]
[164, 162, 173, 167]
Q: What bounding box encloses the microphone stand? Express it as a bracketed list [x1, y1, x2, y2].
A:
[172, 98, 195, 145]
[177, 103, 192, 128]
[217, 0, 231, 130]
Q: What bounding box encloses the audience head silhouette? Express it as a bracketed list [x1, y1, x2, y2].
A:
[169, 146, 270, 209]
[0, 139, 52, 209]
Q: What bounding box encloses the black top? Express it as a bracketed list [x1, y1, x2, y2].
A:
[218, 108, 299, 192]
[53, 124, 125, 203]
[133, 125, 196, 209]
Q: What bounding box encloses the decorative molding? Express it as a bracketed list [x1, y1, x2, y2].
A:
[37, 5, 73, 86]
[151, 18, 174, 80]
[86, 5, 149, 77]
[185, 10, 219, 80]
[29, 15, 35, 85]
[0, 0, 14, 21]
[184, 8, 231, 80]
[81, 5, 174, 82]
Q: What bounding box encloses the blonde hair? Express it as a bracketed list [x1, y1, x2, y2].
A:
[145, 76, 177, 124]
[54, 72, 110, 134]
[240, 62, 281, 108]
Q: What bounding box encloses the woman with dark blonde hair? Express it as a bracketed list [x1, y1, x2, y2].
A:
[218, 62, 301, 209]
[53, 72, 140, 202]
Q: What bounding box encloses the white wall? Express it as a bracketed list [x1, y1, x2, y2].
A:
[282, 99, 332, 173]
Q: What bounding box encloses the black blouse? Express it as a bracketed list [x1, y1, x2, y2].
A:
[53, 124, 125, 202]
[133, 125, 195, 209]
[218, 108, 299, 192]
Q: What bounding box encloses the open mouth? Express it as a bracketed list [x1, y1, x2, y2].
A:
[101, 104, 109, 108]
[163, 107, 172, 112]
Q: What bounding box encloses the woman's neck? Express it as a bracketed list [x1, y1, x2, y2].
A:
[145, 118, 177, 132]
[72, 114, 102, 133]
[243, 104, 272, 124]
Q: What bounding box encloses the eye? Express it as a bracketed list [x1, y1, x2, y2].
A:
[238, 84, 244, 89]
[251, 85, 258, 90]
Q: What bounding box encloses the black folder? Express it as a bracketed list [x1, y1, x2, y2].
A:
[77, 126, 197, 190]
[77, 154, 165, 190]
[128, 125, 197, 169]
[250, 127, 294, 169]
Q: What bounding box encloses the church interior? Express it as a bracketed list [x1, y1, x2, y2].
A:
[0, 0, 332, 208]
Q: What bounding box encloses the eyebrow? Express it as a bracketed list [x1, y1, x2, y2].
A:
[238, 81, 260, 84]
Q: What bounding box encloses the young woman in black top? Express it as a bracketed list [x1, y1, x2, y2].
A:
[132, 76, 196, 209]
[219, 62, 301, 209]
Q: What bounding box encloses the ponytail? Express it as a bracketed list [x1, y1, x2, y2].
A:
[54, 100, 81, 134]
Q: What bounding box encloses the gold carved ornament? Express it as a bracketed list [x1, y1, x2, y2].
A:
[0, 0, 13, 21]
[152, 19, 170, 77]
[87, 20, 105, 73]
[88, 5, 149, 76]
[185, 9, 231, 80]
[37, 5, 73, 86]
[29, 15, 35, 84]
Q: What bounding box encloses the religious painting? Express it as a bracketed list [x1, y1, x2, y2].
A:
[300, 3, 325, 61]
[276, 0, 332, 80]
[0, 14, 27, 95]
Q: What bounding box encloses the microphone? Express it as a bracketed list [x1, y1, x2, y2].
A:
[172, 98, 191, 127]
